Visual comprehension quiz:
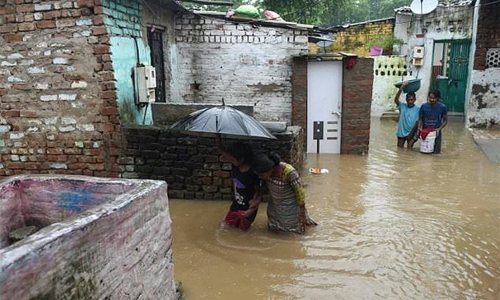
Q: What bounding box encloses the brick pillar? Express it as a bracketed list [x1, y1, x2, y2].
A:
[341, 57, 373, 154]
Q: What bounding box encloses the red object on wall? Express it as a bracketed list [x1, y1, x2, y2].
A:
[345, 56, 357, 69]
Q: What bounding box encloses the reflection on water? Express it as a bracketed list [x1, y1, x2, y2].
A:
[170, 119, 500, 300]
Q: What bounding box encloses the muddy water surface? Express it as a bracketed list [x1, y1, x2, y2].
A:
[170, 119, 500, 300]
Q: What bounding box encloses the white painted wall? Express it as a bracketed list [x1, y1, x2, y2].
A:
[171, 15, 309, 124]
[371, 56, 420, 117]
[468, 68, 500, 126]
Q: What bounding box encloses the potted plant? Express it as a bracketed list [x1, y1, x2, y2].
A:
[367, 34, 404, 55]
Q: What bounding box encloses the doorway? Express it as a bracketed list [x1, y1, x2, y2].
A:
[307, 60, 343, 154]
[431, 40, 471, 114]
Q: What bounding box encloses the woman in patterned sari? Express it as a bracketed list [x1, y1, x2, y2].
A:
[253, 153, 317, 234]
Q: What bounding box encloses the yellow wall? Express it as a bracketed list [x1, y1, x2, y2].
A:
[310, 18, 395, 56]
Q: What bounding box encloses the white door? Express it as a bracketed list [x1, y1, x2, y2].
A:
[307, 61, 343, 153]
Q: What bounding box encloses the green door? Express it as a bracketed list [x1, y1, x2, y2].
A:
[433, 41, 471, 113]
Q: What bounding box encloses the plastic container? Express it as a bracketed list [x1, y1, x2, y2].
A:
[394, 78, 421, 93]
[369, 46, 383, 56]
[420, 131, 437, 153]
[309, 168, 329, 174]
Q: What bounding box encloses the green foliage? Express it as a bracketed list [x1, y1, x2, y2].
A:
[180, 0, 413, 27]
[260, 0, 345, 25]
[182, 0, 247, 13]
[367, 34, 404, 49]
[260, 0, 410, 26]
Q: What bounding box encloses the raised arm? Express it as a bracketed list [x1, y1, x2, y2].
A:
[215, 134, 239, 165]
[394, 81, 408, 106]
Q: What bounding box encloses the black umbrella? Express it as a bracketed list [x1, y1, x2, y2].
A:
[169, 106, 277, 140]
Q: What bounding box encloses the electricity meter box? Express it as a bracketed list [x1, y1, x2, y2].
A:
[412, 46, 425, 66]
[135, 65, 157, 104]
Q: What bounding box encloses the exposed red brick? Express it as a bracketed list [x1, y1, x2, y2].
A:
[4, 15, 16, 23]
[23, 14, 34, 22]
[20, 110, 38, 118]
[52, 32, 72, 39]
[6, 162, 24, 169]
[56, 19, 75, 28]
[93, 15, 104, 26]
[15, 5, 33, 13]
[84, 149, 101, 156]
[0, 6, 16, 15]
[24, 163, 40, 170]
[100, 72, 115, 81]
[96, 123, 115, 132]
[68, 162, 87, 169]
[102, 62, 113, 71]
[92, 26, 107, 35]
[93, 45, 109, 54]
[64, 148, 83, 155]
[43, 10, 62, 19]
[79, 156, 97, 163]
[0, 24, 18, 33]
[36, 20, 56, 29]
[64, 74, 84, 81]
[100, 81, 116, 91]
[88, 163, 105, 171]
[61, 10, 81, 18]
[99, 91, 116, 100]
[2, 110, 20, 117]
[12, 84, 31, 91]
[101, 54, 111, 61]
[93, 5, 103, 14]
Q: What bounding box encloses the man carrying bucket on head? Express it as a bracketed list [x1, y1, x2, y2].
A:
[394, 81, 420, 149]
[418, 89, 448, 154]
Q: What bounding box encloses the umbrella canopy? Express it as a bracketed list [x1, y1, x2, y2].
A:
[169, 106, 277, 140]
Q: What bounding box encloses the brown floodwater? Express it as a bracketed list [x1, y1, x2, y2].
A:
[170, 119, 500, 300]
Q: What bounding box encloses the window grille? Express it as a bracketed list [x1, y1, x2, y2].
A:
[486, 48, 500, 68]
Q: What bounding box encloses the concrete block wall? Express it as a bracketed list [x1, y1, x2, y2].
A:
[0, 175, 175, 299]
[171, 13, 309, 124]
[0, 0, 121, 178]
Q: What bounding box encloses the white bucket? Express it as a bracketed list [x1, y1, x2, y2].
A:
[420, 131, 437, 153]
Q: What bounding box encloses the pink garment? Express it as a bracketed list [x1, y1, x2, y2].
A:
[420, 128, 436, 140]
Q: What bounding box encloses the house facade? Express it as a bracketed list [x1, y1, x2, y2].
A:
[325, 0, 500, 126]
[0, 0, 373, 199]
[393, 2, 475, 119]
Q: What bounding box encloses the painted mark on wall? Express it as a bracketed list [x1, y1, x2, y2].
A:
[58, 190, 94, 213]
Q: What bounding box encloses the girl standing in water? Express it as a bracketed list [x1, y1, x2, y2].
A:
[253, 152, 317, 234]
[216, 134, 261, 231]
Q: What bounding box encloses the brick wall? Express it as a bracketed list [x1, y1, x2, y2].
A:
[171, 13, 309, 124]
[341, 57, 373, 154]
[473, 0, 499, 71]
[0, 0, 121, 177]
[119, 126, 303, 200]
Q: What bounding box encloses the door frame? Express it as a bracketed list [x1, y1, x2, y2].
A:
[306, 60, 343, 154]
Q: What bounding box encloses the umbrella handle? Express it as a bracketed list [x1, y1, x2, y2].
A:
[216, 115, 219, 133]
